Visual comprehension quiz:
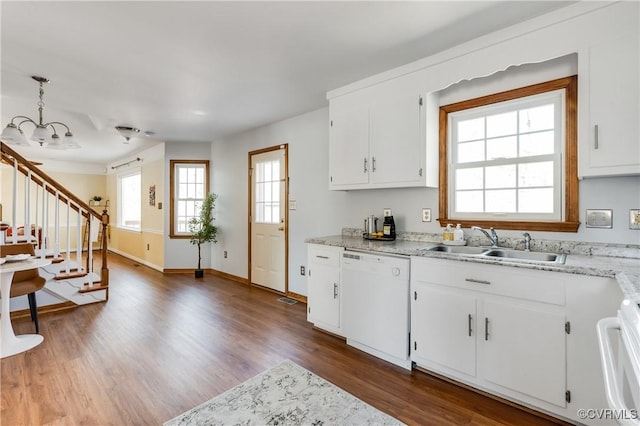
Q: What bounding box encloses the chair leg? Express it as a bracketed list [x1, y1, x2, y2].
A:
[27, 292, 40, 334]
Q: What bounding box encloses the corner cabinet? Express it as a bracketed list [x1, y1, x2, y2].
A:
[328, 70, 438, 190]
[306, 244, 344, 336]
[410, 256, 622, 425]
[579, 11, 640, 177]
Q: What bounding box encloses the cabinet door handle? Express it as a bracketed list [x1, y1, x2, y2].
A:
[315, 255, 329, 259]
[594, 124, 599, 150]
[468, 314, 473, 337]
[485, 317, 489, 341]
[465, 278, 491, 285]
[364, 157, 368, 173]
[333, 283, 338, 299]
[372, 156, 376, 172]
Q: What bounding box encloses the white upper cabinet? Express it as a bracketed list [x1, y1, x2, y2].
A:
[579, 26, 640, 177]
[328, 70, 438, 190]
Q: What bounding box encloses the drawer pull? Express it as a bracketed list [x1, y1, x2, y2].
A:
[333, 283, 338, 299]
[468, 314, 472, 337]
[594, 124, 599, 150]
[315, 255, 329, 259]
[485, 317, 490, 341]
[465, 278, 491, 285]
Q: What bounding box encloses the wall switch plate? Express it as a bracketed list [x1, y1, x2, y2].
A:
[383, 208, 392, 217]
[422, 208, 431, 222]
[224, 250, 228, 258]
[630, 209, 640, 230]
[289, 200, 297, 210]
[585, 209, 613, 228]
[300, 266, 305, 276]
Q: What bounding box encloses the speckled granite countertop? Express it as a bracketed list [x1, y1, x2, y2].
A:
[305, 230, 640, 304]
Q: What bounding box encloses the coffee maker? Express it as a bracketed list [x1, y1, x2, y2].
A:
[382, 215, 396, 239]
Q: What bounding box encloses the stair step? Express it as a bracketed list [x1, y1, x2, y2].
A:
[47, 256, 65, 264]
[79, 282, 108, 294]
[54, 271, 88, 280]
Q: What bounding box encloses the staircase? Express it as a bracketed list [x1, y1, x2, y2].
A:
[1, 142, 109, 307]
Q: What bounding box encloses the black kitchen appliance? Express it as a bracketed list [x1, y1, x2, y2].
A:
[383, 215, 396, 239]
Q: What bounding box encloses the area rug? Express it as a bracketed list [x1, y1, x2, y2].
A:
[164, 359, 404, 425]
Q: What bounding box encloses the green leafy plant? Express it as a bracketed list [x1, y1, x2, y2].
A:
[188, 193, 218, 272]
[91, 195, 102, 202]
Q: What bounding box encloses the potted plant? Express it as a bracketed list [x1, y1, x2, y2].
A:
[91, 195, 102, 206]
[188, 193, 218, 278]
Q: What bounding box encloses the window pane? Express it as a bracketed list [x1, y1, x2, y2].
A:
[486, 165, 515, 189]
[119, 172, 141, 229]
[519, 104, 554, 133]
[456, 190, 483, 212]
[519, 131, 555, 157]
[458, 140, 484, 163]
[486, 111, 517, 138]
[519, 162, 554, 187]
[487, 136, 517, 160]
[458, 118, 484, 142]
[272, 182, 279, 202]
[272, 161, 280, 181]
[519, 188, 554, 213]
[486, 189, 516, 213]
[456, 168, 483, 190]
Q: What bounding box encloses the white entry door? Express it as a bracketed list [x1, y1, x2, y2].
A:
[250, 146, 286, 293]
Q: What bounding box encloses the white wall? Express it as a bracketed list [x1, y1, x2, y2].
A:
[210, 108, 349, 295]
[164, 142, 213, 269]
[210, 106, 639, 297]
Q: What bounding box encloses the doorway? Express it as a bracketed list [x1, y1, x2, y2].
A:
[248, 144, 288, 293]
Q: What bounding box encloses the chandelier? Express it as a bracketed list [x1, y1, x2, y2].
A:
[1, 76, 80, 150]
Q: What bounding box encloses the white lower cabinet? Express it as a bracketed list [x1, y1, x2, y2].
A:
[481, 297, 566, 407]
[410, 256, 623, 424]
[307, 244, 343, 336]
[411, 283, 477, 377]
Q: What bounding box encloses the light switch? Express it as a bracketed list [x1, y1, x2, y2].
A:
[289, 200, 297, 210]
[585, 209, 613, 228]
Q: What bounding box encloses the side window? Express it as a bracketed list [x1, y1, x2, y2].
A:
[118, 170, 141, 230]
[170, 160, 210, 238]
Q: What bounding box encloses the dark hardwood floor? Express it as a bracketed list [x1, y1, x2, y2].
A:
[1, 252, 569, 425]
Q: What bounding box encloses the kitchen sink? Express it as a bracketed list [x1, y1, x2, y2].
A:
[422, 245, 566, 264]
[482, 249, 566, 264]
[423, 245, 487, 255]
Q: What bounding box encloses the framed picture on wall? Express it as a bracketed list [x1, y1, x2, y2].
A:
[149, 185, 156, 206]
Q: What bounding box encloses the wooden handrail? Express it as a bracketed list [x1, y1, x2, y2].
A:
[0, 142, 102, 220]
[1, 141, 110, 289]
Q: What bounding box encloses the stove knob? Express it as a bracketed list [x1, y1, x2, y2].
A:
[392, 267, 400, 277]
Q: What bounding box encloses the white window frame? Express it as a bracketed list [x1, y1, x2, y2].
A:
[448, 90, 565, 222]
[170, 160, 210, 238]
[117, 168, 141, 231]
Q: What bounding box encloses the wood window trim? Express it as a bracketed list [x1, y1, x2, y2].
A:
[438, 75, 579, 232]
[169, 159, 210, 239]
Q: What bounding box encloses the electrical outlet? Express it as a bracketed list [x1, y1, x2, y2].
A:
[224, 250, 228, 258]
[630, 209, 640, 230]
[585, 209, 613, 228]
[146, 243, 150, 251]
[422, 208, 431, 222]
[383, 208, 392, 217]
[300, 266, 305, 276]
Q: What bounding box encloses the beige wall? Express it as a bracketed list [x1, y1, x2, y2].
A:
[106, 155, 165, 270]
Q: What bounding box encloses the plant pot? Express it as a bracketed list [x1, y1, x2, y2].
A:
[194, 269, 204, 278]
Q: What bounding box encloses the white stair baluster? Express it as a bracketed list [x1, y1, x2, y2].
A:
[54, 191, 60, 258]
[12, 159, 17, 243]
[25, 170, 31, 243]
[65, 200, 71, 274]
[42, 182, 48, 257]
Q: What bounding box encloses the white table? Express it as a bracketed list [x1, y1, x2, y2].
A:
[0, 258, 51, 358]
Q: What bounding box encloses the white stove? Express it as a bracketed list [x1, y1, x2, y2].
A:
[598, 298, 640, 425]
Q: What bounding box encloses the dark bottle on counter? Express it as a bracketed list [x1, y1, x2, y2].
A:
[383, 216, 396, 239]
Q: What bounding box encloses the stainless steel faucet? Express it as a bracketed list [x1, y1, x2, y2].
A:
[471, 226, 499, 248]
[523, 232, 532, 251]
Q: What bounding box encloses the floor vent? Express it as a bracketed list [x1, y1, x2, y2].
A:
[278, 297, 297, 305]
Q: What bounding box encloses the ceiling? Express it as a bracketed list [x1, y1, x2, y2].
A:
[1, 1, 574, 167]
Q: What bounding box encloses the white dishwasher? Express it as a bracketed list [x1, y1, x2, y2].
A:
[341, 250, 411, 370]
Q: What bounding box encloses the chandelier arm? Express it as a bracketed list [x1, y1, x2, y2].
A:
[10, 116, 36, 126]
[45, 122, 71, 134]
